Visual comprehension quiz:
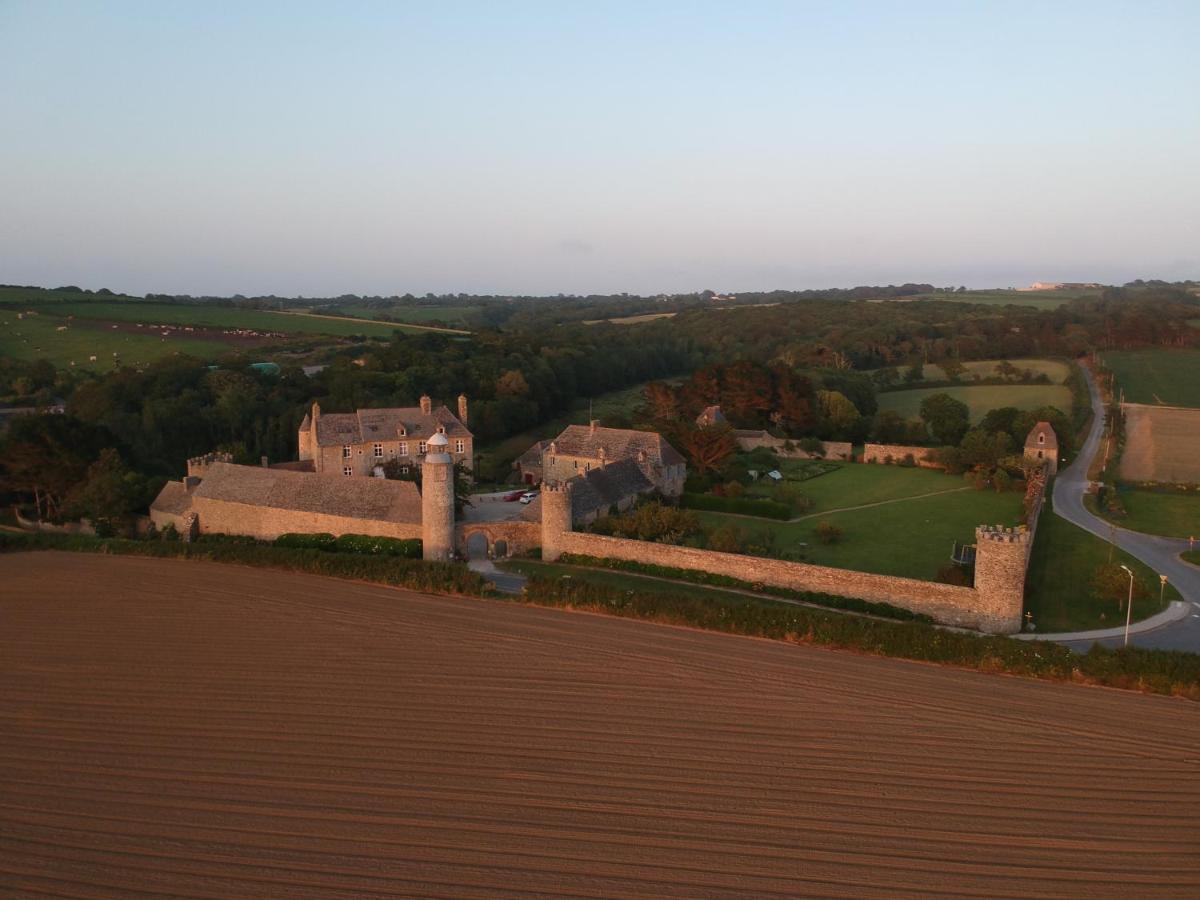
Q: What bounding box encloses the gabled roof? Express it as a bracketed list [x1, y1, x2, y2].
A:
[149, 480, 192, 517]
[696, 405, 726, 427]
[313, 404, 470, 447]
[570, 459, 654, 518]
[517, 439, 550, 469]
[193, 462, 422, 523]
[1024, 421, 1058, 450]
[549, 424, 685, 467]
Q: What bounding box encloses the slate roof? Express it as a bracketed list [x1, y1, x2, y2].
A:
[192, 462, 422, 523]
[696, 405, 726, 427]
[569, 459, 654, 519]
[1024, 421, 1058, 450]
[517, 439, 550, 470]
[312, 404, 470, 447]
[549, 424, 685, 467]
[149, 480, 193, 516]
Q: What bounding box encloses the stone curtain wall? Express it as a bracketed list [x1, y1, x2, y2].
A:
[861, 443, 943, 469]
[191, 496, 423, 543]
[734, 433, 853, 461]
[547, 531, 1023, 631]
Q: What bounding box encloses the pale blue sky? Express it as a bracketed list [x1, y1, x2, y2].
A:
[2, 1, 1197, 296]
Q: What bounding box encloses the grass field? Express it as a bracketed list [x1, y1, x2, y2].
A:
[877, 383, 1072, 420]
[322, 304, 482, 324]
[696, 466, 1023, 580]
[1103, 349, 1200, 408]
[892, 289, 1100, 311]
[583, 312, 677, 325]
[871, 357, 1070, 384]
[1024, 508, 1176, 632]
[743, 460, 964, 511]
[0, 312, 233, 370]
[1095, 488, 1200, 540]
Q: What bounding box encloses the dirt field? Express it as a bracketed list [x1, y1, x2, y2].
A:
[2, 552, 1199, 897]
[1121, 403, 1200, 482]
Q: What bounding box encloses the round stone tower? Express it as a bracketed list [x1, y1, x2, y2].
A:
[421, 433, 455, 561]
[540, 481, 573, 562]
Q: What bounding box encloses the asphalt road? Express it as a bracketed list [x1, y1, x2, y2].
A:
[1050, 367, 1200, 652]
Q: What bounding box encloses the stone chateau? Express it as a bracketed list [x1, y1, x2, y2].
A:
[150, 407, 1054, 636]
[298, 394, 472, 477]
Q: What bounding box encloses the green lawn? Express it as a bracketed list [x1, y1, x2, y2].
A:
[1183, 551, 1200, 566]
[1102, 349, 1200, 408]
[745, 461, 969, 513]
[1098, 488, 1200, 540]
[696, 474, 1023, 581]
[1024, 509, 1177, 633]
[0, 312, 233, 370]
[877, 384, 1072, 421]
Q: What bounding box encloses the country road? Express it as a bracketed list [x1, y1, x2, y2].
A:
[1050, 366, 1200, 652]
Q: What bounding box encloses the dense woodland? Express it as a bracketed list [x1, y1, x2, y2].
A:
[1, 282, 1197, 523]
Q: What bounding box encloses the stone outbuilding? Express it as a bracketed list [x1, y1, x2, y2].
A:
[540, 421, 687, 497]
[1023, 421, 1059, 474]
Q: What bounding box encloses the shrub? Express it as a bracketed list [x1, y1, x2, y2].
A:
[333, 534, 422, 558]
[275, 532, 337, 550]
[160, 522, 179, 542]
[816, 521, 843, 544]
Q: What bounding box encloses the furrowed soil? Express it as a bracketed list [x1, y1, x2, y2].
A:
[2, 552, 1199, 897]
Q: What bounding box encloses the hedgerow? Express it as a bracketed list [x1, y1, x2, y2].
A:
[275, 532, 423, 558]
[681, 492, 792, 520]
[520, 575, 1200, 700]
[0, 531, 487, 596]
[556, 553, 932, 622]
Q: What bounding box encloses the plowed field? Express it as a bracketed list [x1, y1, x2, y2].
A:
[2, 552, 1199, 897]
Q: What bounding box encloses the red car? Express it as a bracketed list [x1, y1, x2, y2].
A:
[503, 490, 525, 502]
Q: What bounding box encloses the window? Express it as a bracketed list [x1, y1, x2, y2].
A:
[418, 441, 427, 454]
[342, 466, 353, 476]
[401, 465, 409, 475]
[584, 462, 590, 471]
[373, 443, 383, 458]
[573, 460, 578, 469]
[398, 441, 408, 456]
[437, 426, 446, 434]
[455, 439, 465, 453]
[342, 445, 352, 459]
[1038, 434, 1045, 445]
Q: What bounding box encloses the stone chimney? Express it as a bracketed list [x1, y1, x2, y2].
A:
[260, 455, 269, 468]
[420, 394, 432, 415]
[589, 419, 599, 434]
[458, 393, 468, 425]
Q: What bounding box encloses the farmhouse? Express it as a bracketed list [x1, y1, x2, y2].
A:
[538, 421, 686, 497]
[298, 394, 472, 477]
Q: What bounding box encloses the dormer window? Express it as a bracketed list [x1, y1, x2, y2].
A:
[437, 426, 446, 434]
[397, 426, 406, 437]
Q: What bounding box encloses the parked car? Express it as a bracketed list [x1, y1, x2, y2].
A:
[503, 490, 525, 502]
[519, 491, 539, 504]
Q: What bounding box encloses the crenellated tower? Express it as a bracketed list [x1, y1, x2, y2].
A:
[540, 481, 574, 562]
[973, 525, 1031, 634]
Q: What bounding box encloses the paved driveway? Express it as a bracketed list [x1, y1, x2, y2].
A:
[1049, 367, 1200, 651]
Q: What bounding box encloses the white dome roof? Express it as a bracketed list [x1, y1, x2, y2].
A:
[428, 432, 449, 448]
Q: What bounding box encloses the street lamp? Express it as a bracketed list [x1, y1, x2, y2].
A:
[1119, 564, 1134, 647]
[1159, 574, 1168, 607]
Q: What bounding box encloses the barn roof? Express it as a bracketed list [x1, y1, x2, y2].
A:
[193, 462, 422, 523]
